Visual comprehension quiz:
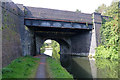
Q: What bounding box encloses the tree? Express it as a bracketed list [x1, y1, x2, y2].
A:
[104, 0, 119, 17]
[95, 4, 107, 15]
[51, 40, 60, 62]
[95, 0, 119, 60]
[95, 0, 119, 17]
[76, 9, 81, 13]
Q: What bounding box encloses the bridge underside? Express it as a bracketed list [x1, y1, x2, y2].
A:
[25, 23, 92, 57]
[29, 26, 91, 37]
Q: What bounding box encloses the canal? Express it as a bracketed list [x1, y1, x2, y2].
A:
[44, 48, 118, 79]
[64, 56, 118, 79]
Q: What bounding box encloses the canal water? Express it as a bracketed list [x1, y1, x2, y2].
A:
[65, 56, 118, 79]
[44, 49, 118, 79]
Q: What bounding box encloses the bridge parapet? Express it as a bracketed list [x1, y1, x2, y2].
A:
[24, 6, 93, 24]
[25, 19, 93, 29]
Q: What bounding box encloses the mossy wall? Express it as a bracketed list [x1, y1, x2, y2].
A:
[1, 1, 23, 67]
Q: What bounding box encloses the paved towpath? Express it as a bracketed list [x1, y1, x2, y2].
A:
[34, 54, 48, 78]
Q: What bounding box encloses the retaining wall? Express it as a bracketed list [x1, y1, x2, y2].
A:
[1, 1, 23, 67]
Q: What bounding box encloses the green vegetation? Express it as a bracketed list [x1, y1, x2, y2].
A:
[95, 59, 118, 78]
[95, 4, 107, 15]
[51, 40, 60, 62]
[41, 40, 60, 62]
[41, 40, 73, 78]
[46, 57, 73, 78]
[95, 0, 119, 60]
[40, 41, 51, 53]
[95, 0, 119, 17]
[0, 70, 2, 80]
[40, 43, 46, 53]
[2, 56, 40, 78]
[76, 9, 81, 13]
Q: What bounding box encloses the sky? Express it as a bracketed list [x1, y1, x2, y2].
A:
[11, 0, 113, 13]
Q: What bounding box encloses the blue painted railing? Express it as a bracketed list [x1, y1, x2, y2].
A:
[24, 19, 93, 29]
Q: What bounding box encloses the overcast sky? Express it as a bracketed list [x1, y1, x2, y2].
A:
[11, 0, 113, 13]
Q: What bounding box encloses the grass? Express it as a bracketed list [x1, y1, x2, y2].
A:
[2, 56, 40, 78]
[0, 70, 2, 79]
[46, 56, 73, 79]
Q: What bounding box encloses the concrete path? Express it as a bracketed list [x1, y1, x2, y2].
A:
[35, 54, 47, 78]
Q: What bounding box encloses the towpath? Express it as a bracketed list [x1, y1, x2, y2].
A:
[35, 54, 48, 78]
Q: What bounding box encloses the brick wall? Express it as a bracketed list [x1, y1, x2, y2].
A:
[1, 1, 23, 67]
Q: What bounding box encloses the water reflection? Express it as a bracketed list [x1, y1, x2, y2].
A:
[95, 59, 118, 78]
[71, 57, 92, 78]
[43, 48, 118, 78]
[64, 56, 118, 79]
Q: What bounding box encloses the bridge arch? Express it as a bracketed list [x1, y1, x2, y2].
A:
[35, 37, 72, 67]
[35, 37, 71, 56]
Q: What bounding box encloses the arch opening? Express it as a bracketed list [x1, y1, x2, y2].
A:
[40, 39, 60, 61]
[35, 37, 72, 67]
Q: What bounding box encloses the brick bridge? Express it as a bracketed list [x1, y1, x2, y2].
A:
[1, 1, 109, 67]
